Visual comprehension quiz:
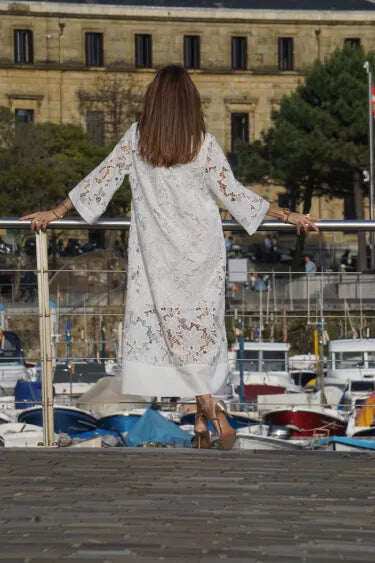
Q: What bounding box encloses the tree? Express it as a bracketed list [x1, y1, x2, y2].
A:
[237, 46, 375, 269]
[0, 110, 132, 296]
[0, 114, 131, 217]
[78, 73, 142, 143]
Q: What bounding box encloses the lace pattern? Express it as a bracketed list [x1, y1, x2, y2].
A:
[69, 126, 269, 395]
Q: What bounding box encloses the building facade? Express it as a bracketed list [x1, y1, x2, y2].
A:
[1, 0, 375, 228]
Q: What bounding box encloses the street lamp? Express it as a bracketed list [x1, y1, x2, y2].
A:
[363, 61, 375, 269]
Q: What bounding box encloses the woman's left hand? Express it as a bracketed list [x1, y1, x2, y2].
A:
[288, 212, 320, 235]
[20, 210, 56, 232]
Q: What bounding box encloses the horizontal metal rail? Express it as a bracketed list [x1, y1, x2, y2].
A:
[1, 218, 375, 231]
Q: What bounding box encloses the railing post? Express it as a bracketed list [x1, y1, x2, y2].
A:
[36, 231, 55, 446]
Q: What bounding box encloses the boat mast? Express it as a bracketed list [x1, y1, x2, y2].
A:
[318, 274, 327, 405]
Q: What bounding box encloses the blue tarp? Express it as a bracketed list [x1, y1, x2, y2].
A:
[126, 407, 192, 448]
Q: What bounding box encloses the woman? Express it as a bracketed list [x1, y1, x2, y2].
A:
[21, 65, 319, 449]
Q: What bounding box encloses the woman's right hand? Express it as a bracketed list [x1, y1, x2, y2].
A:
[288, 212, 320, 235]
[20, 210, 56, 232]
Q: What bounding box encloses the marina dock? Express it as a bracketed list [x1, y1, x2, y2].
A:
[1, 448, 374, 562]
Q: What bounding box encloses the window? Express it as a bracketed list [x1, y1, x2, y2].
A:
[15, 109, 34, 123]
[86, 111, 104, 145]
[278, 37, 294, 71]
[135, 34, 152, 68]
[14, 30, 33, 64]
[236, 350, 259, 372]
[262, 351, 286, 372]
[231, 113, 249, 152]
[232, 37, 247, 70]
[345, 38, 361, 49]
[184, 36, 200, 69]
[335, 351, 365, 369]
[367, 352, 375, 368]
[85, 33, 103, 67]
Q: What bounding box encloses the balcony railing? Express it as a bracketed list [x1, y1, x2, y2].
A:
[1, 218, 375, 446]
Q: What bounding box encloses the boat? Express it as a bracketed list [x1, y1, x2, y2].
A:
[345, 391, 375, 438]
[179, 410, 257, 430]
[325, 338, 375, 388]
[18, 406, 97, 436]
[233, 424, 308, 450]
[96, 411, 143, 435]
[0, 330, 31, 394]
[263, 405, 347, 438]
[315, 436, 375, 452]
[228, 341, 298, 402]
[53, 361, 111, 404]
[0, 422, 48, 447]
[339, 378, 375, 411]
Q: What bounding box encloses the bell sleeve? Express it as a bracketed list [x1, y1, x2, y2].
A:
[205, 134, 269, 235]
[68, 124, 134, 225]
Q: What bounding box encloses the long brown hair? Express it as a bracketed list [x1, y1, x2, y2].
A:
[138, 65, 206, 167]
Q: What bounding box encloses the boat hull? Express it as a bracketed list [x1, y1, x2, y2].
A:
[243, 384, 285, 402]
[264, 409, 346, 438]
[233, 434, 306, 450]
[18, 407, 97, 436]
[317, 436, 375, 452]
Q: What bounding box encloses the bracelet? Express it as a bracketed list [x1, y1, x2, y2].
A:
[280, 208, 291, 223]
[51, 209, 63, 219]
[61, 199, 71, 212]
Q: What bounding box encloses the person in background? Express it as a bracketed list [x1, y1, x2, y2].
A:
[264, 234, 272, 251]
[305, 255, 317, 274]
[225, 236, 233, 252]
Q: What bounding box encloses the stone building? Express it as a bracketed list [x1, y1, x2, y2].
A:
[1, 0, 375, 234]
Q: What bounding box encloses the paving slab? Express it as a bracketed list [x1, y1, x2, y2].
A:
[0, 449, 374, 562]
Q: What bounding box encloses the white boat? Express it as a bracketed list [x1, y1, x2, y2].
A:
[53, 361, 110, 404]
[233, 424, 308, 450]
[325, 339, 375, 388]
[0, 330, 31, 393]
[345, 389, 375, 438]
[0, 422, 49, 447]
[229, 341, 299, 402]
[289, 353, 316, 372]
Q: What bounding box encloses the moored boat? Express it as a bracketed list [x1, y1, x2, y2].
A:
[0, 330, 31, 394]
[315, 436, 375, 452]
[263, 406, 347, 438]
[325, 338, 375, 388]
[233, 424, 308, 450]
[229, 341, 298, 402]
[18, 406, 97, 436]
[0, 422, 49, 447]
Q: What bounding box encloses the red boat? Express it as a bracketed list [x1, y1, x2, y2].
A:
[229, 342, 298, 402]
[264, 407, 347, 438]
[242, 383, 286, 402]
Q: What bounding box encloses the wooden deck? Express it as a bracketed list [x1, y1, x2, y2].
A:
[1, 448, 374, 562]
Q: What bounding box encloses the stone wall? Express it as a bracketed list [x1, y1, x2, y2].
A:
[2, 2, 375, 147]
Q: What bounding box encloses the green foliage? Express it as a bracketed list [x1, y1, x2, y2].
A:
[236, 46, 375, 209]
[0, 115, 131, 217]
[233, 139, 270, 185]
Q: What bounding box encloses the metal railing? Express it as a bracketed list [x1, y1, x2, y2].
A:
[1, 217, 375, 446]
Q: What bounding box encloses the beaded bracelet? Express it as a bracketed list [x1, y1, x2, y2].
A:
[61, 199, 71, 212]
[52, 209, 63, 219]
[280, 208, 292, 223]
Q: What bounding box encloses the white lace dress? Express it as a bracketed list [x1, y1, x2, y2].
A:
[69, 123, 269, 398]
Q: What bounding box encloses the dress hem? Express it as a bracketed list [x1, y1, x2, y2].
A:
[121, 360, 229, 399]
